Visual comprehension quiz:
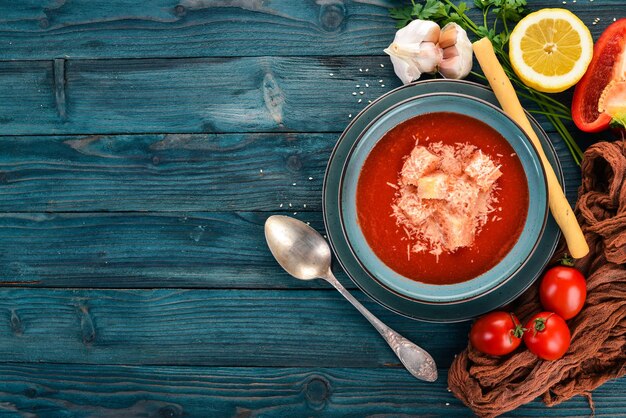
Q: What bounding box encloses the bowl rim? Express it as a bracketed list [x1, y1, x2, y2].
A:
[336, 91, 549, 305]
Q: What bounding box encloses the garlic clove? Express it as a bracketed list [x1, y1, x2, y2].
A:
[395, 19, 441, 45]
[415, 42, 442, 74]
[439, 56, 463, 78]
[438, 23, 473, 80]
[385, 20, 443, 84]
[438, 24, 458, 49]
[442, 45, 459, 59]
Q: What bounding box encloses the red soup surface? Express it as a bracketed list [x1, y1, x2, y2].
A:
[356, 112, 530, 285]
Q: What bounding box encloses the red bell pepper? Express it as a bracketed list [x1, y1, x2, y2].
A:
[572, 19, 626, 132]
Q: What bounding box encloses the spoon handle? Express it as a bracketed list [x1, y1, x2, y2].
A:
[324, 271, 438, 382]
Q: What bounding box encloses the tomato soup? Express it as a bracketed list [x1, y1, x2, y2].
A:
[356, 112, 529, 285]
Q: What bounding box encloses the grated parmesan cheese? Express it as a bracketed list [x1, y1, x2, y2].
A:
[392, 142, 502, 258]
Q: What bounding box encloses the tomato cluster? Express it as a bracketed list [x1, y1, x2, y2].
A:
[469, 261, 586, 360]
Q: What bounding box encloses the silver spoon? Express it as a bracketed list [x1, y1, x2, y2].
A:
[264, 215, 437, 382]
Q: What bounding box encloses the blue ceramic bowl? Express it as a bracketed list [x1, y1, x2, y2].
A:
[339, 93, 548, 303]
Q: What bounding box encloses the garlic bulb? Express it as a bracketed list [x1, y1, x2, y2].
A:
[384, 19, 442, 85]
[438, 23, 473, 79]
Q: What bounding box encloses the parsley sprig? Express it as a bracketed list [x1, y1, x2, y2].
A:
[389, 0, 584, 165]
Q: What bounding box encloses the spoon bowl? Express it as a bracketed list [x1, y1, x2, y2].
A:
[265, 215, 331, 280]
[264, 215, 438, 382]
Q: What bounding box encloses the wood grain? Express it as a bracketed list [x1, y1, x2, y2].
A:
[0, 1, 619, 59]
[0, 288, 469, 367]
[0, 133, 330, 212]
[0, 364, 623, 417]
[0, 132, 581, 213]
[0, 211, 335, 288]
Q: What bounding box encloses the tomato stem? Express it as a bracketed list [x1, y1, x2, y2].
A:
[508, 312, 525, 340]
[533, 313, 554, 334]
[560, 253, 575, 267]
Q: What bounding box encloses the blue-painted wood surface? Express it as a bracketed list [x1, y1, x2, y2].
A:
[0, 0, 624, 416]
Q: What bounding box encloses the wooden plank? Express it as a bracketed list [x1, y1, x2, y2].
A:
[0, 132, 580, 212]
[0, 288, 469, 367]
[0, 211, 334, 288]
[0, 0, 396, 60]
[0, 133, 330, 212]
[0, 202, 583, 288]
[0, 57, 580, 136]
[0, 1, 619, 60]
[0, 364, 623, 417]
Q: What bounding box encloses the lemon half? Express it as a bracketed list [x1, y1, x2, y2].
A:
[509, 8, 593, 93]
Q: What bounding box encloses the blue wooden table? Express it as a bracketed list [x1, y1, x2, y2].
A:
[0, 1, 624, 416]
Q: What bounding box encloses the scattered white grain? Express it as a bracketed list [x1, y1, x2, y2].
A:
[279, 203, 283, 208]
[308, 177, 313, 180]
[292, 183, 297, 186]
[348, 114, 352, 118]
[306, 222, 310, 225]
[303, 204, 307, 208]
[379, 79, 383, 83]
[356, 84, 360, 88]
[380, 64, 385, 68]
[358, 99, 362, 103]
[359, 91, 364, 95]
[259, 169, 263, 173]
[368, 100, 372, 103]
[359, 68, 363, 72]
[365, 83, 369, 87]
[293, 212, 297, 215]
[352, 92, 357, 96]
[329, 73, 334, 76]
[323, 235, 327, 239]
[365, 68, 369, 72]
[381, 84, 385, 87]
[447, 388, 451, 392]
[446, 403, 450, 406]
[289, 203, 292, 207]
[614, 17, 617, 21]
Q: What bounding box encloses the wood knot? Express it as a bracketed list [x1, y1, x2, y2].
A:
[319, 2, 345, 32]
[10, 309, 23, 336]
[174, 5, 186, 16]
[53, 59, 67, 120]
[39, 18, 50, 29]
[159, 405, 183, 418]
[0, 171, 8, 184]
[79, 306, 96, 345]
[262, 73, 285, 126]
[152, 155, 161, 165]
[286, 155, 303, 172]
[304, 375, 330, 410]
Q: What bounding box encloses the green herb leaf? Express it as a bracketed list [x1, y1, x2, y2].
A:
[389, 6, 415, 28]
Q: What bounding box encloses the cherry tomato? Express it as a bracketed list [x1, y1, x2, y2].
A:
[469, 311, 524, 356]
[539, 265, 586, 319]
[524, 312, 571, 361]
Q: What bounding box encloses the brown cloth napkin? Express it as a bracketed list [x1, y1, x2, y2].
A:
[448, 140, 626, 417]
